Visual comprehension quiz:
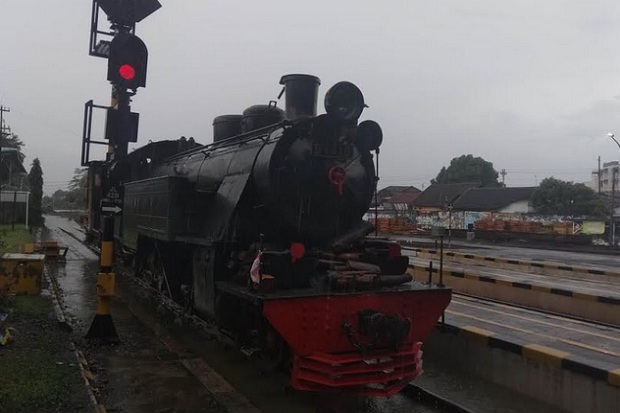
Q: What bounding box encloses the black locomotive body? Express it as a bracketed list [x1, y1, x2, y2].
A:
[85, 74, 451, 396]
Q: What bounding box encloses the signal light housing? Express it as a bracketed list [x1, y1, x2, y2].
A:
[107, 33, 148, 90]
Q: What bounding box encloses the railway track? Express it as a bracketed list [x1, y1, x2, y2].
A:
[59, 223, 488, 413]
[46, 219, 597, 412]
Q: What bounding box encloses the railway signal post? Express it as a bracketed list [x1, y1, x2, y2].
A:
[85, 0, 160, 340]
[86, 215, 118, 340]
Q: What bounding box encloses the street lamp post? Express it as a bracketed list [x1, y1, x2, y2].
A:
[443, 197, 453, 248]
[607, 133, 620, 246]
[609, 133, 620, 151]
[613, 168, 619, 246]
[569, 199, 574, 235]
[448, 203, 453, 248]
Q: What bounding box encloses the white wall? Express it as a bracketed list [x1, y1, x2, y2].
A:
[499, 200, 532, 214]
[0, 191, 29, 203]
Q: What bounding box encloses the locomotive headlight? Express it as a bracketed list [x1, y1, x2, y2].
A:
[356, 120, 383, 151]
[324, 81, 366, 122]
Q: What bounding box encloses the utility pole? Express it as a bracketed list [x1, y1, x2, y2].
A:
[500, 169, 507, 187]
[0, 105, 9, 224]
[598, 156, 602, 194]
[611, 167, 618, 247]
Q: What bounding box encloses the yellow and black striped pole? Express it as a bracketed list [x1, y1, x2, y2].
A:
[86, 215, 119, 340]
[86, 75, 121, 340]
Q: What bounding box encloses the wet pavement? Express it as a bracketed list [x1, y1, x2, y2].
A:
[408, 256, 620, 298]
[395, 235, 620, 270]
[447, 295, 620, 376]
[40, 218, 99, 332]
[41, 215, 227, 412]
[41, 215, 571, 413]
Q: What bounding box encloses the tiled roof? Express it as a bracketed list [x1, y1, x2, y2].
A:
[377, 186, 410, 199]
[412, 183, 479, 208]
[387, 188, 422, 204]
[452, 187, 537, 211]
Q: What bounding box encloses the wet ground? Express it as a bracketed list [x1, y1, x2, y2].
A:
[42, 215, 569, 413]
[42, 215, 227, 412]
[408, 256, 620, 298]
[0, 295, 91, 412]
[395, 235, 620, 270]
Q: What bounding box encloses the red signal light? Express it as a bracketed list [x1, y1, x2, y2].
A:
[119, 64, 136, 80]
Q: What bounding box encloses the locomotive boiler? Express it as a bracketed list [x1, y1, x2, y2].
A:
[86, 74, 451, 396]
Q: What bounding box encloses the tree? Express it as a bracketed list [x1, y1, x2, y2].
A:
[40, 169, 87, 212]
[56, 169, 87, 210]
[68, 168, 87, 191]
[0, 133, 25, 162]
[432, 154, 500, 187]
[531, 177, 607, 217]
[28, 158, 44, 226]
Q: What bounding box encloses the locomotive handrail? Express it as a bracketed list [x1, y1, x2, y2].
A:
[206, 118, 298, 147]
[164, 119, 305, 163]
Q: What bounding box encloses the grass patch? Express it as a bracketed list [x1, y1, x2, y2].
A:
[0, 296, 71, 412]
[0, 225, 34, 255]
[0, 338, 71, 411]
[9, 295, 52, 316]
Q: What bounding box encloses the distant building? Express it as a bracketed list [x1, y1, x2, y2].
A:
[452, 187, 537, 213]
[371, 185, 421, 217]
[590, 161, 619, 194]
[409, 184, 540, 232]
[383, 186, 422, 216]
[412, 183, 478, 213]
[374, 186, 411, 207]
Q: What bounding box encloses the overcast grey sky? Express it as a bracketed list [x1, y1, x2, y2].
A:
[2, 1, 620, 194]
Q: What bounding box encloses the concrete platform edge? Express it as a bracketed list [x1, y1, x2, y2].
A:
[435, 322, 619, 388]
[427, 326, 620, 413]
[410, 263, 620, 306]
[408, 246, 620, 279]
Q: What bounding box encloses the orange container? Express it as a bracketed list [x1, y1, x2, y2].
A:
[0, 253, 46, 295]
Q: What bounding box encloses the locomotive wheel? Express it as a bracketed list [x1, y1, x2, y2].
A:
[145, 251, 167, 294]
[256, 328, 290, 374]
[135, 242, 172, 297]
[215, 292, 290, 373]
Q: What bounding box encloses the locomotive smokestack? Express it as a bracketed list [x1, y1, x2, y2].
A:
[279, 74, 321, 120]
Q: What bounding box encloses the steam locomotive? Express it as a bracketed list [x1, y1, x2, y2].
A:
[84, 74, 451, 396]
